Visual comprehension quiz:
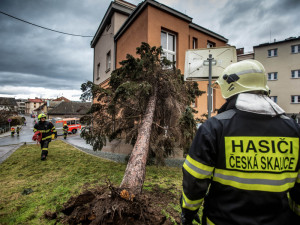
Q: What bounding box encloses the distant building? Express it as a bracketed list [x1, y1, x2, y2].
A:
[25, 98, 44, 115]
[33, 96, 70, 115]
[52, 96, 71, 102]
[15, 99, 26, 114]
[254, 36, 300, 122]
[0, 97, 18, 112]
[236, 48, 254, 61]
[91, 0, 229, 118]
[47, 102, 91, 119]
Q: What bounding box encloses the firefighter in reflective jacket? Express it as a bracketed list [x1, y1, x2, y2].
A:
[16, 126, 21, 136]
[63, 124, 69, 139]
[33, 113, 57, 160]
[11, 127, 15, 136]
[181, 60, 300, 225]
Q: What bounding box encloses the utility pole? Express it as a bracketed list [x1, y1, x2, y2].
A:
[204, 54, 216, 118]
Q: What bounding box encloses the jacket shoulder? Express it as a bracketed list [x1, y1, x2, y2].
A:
[214, 109, 236, 120]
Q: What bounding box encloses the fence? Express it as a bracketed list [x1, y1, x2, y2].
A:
[0, 124, 10, 134]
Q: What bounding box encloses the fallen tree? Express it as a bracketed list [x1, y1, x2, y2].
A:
[80, 42, 203, 194]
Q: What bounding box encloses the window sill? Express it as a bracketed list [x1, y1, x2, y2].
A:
[291, 102, 300, 104]
[105, 68, 111, 73]
[291, 77, 300, 79]
[267, 79, 278, 81]
[267, 56, 278, 58]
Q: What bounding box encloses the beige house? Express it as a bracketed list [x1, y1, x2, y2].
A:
[25, 98, 44, 115]
[254, 36, 300, 121]
[91, 0, 135, 86]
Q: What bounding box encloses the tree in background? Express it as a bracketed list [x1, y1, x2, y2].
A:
[80, 42, 203, 194]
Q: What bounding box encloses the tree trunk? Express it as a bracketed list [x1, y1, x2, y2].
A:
[120, 86, 157, 194]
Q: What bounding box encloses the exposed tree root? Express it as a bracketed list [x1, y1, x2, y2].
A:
[45, 181, 180, 225]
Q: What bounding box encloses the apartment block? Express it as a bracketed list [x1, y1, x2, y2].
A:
[254, 36, 300, 121]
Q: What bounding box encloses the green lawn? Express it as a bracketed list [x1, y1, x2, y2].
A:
[0, 140, 183, 225]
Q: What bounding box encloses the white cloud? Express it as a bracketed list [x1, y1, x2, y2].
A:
[0, 86, 82, 101]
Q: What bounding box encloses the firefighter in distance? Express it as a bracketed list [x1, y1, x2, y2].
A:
[63, 124, 69, 139]
[33, 114, 57, 160]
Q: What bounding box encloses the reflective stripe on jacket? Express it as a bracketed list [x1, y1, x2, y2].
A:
[182, 108, 300, 225]
[33, 121, 57, 141]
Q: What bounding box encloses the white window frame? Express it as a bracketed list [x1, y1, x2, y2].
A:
[268, 72, 278, 80]
[291, 70, 300, 78]
[161, 30, 176, 66]
[270, 96, 277, 103]
[207, 41, 215, 48]
[291, 45, 300, 54]
[291, 95, 300, 104]
[268, 48, 278, 57]
[193, 37, 198, 49]
[106, 51, 111, 72]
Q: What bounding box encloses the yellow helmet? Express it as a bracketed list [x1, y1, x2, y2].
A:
[38, 113, 47, 121]
[213, 59, 269, 99]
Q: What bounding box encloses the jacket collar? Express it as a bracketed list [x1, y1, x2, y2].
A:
[218, 93, 285, 116]
[235, 93, 285, 116]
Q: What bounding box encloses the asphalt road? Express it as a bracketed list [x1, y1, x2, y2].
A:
[0, 115, 87, 164]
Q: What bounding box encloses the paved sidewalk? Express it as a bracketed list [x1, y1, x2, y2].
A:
[0, 130, 185, 168]
[0, 131, 11, 138]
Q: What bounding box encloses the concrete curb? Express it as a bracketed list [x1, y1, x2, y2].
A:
[63, 140, 117, 163]
[0, 144, 23, 164]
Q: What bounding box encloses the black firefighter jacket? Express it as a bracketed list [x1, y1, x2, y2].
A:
[33, 121, 57, 142]
[182, 94, 300, 225]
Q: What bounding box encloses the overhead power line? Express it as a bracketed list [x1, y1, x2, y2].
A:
[0, 10, 93, 37]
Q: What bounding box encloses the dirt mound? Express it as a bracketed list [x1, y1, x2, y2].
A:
[45, 183, 181, 225]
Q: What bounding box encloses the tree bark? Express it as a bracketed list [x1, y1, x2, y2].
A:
[119, 86, 157, 194]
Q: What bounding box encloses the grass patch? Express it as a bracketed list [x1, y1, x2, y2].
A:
[0, 140, 182, 224]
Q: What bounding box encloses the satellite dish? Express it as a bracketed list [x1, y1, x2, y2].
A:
[184, 46, 237, 81]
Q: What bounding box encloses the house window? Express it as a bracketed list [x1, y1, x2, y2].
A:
[97, 63, 100, 80]
[192, 37, 198, 49]
[268, 49, 277, 57]
[291, 45, 300, 53]
[106, 51, 111, 72]
[161, 30, 176, 64]
[207, 41, 215, 48]
[270, 96, 277, 103]
[268, 72, 277, 80]
[291, 95, 300, 104]
[291, 70, 300, 78]
[106, 19, 111, 31]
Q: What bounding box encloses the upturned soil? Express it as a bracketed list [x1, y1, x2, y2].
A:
[44, 183, 181, 225]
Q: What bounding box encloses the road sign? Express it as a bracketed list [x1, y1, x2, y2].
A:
[8, 118, 12, 122]
[184, 46, 237, 81]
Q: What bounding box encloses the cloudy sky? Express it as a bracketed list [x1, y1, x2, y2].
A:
[0, 0, 299, 101]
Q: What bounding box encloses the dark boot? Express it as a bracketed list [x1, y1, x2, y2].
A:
[41, 150, 47, 160]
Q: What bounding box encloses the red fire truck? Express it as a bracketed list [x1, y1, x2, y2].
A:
[53, 118, 81, 134]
